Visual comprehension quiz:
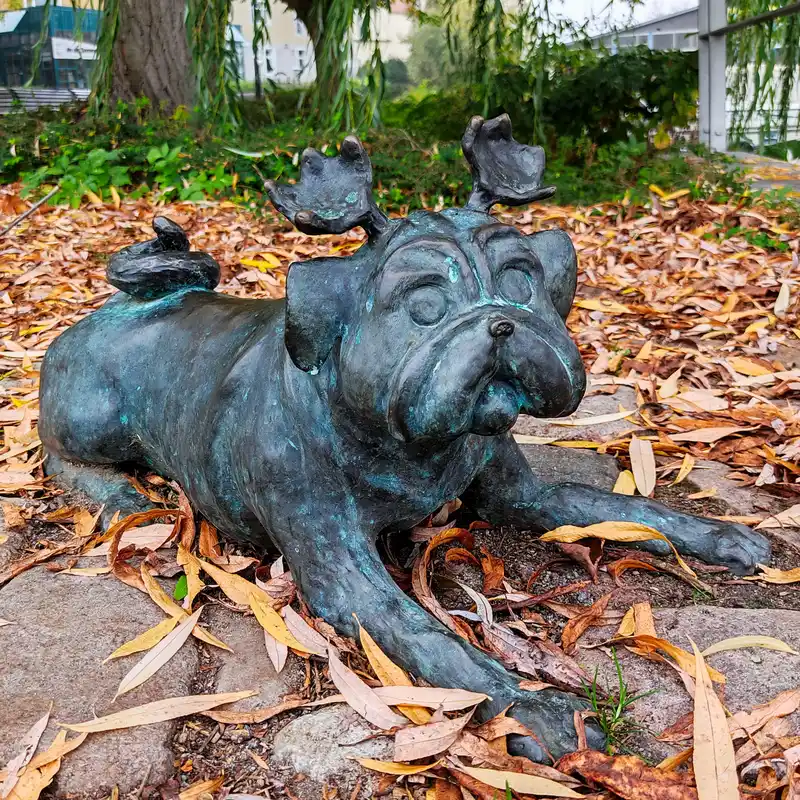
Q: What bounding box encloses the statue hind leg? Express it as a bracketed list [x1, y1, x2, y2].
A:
[39, 332, 157, 527]
[44, 450, 156, 529]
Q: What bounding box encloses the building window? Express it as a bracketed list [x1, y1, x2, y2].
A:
[294, 16, 305, 36]
[263, 46, 274, 75]
[294, 46, 307, 78]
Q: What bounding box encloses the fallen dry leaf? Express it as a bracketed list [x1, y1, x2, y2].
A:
[0, 710, 50, 799]
[104, 616, 181, 662]
[613, 470, 637, 495]
[355, 758, 441, 775]
[691, 639, 738, 800]
[59, 690, 257, 732]
[358, 622, 431, 724]
[702, 635, 799, 657]
[178, 775, 224, 800]
[393, 710, 473, 761]
[114, 607, 203, 698]
[630, 436, 656, 496]
[557, 749, 698, 800]
[450, 763, 583, 798]
[743, 564, 800, 584]
[326, 646, 408, 730]
[560, 593, 613, 654]
[249, 591, 311, 653]
[202, 697, 307, 724]
[541, 521, 695, 577]
[729, 688, 800, 738]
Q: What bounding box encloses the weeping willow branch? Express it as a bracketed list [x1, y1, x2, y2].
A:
[728, 1, 800, 141]
[88, 0, 118, 114]
[187, 0, 240, 128]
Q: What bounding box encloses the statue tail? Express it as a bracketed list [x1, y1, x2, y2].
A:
[107, 216, 220, 301]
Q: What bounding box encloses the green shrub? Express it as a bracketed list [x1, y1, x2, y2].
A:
[0, 98, 745, 212]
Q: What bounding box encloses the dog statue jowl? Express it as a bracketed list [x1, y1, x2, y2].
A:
[40, 115, 771, 760]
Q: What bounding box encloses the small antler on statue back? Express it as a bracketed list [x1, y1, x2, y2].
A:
[462, 114, 556, 212]
[265, 136, 390, 238]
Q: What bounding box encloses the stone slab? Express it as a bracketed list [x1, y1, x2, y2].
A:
[512, 387, 641, 442]
[0, 568, 199, 795]
[577, 605, 800, 760]
[519, 443, 620, 491]
[271, 705, 393, 797]
[207, 605, 304, 710]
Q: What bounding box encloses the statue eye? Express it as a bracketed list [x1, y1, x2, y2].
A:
[407, 285, 448, 326]
[498, 267, 532, 305]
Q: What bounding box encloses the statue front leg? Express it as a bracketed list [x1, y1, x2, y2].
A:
[464, 435, 771, 576]
[270, 515, 603, 760]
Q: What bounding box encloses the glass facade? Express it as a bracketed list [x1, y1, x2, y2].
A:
[0, 5, 100, 88]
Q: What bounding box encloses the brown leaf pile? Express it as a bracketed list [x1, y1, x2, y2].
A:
[2, 187, 800, 798]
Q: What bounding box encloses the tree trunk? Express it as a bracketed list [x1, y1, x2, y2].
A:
[111, 0, 192, 111]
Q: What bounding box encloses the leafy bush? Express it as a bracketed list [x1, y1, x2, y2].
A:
[0, 97, 743, 213]
[383, 47, 698, 147]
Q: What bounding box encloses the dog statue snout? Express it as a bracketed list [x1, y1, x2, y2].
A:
[489, 317, 515, 338]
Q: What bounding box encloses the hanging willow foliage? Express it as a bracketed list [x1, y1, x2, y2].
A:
[187, 0, 241, 128]
[728, 2, 800, 141]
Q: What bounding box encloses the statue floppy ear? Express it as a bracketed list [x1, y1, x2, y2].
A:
[285, 257, 365, 373]
[525, 229, 578, 320]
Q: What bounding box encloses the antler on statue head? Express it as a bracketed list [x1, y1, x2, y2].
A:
[265, 136, 390, 238]
[462, 114, 556, 212]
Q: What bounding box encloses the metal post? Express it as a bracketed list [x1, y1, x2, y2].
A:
[698, 0, 727, 151]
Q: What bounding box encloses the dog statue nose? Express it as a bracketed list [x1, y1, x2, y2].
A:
[489, 318, 515, 338]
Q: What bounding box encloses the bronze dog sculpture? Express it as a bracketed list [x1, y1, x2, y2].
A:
[40, 115, 771, 760]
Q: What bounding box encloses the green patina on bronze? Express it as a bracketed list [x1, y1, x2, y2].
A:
[39, 115, 771, 762]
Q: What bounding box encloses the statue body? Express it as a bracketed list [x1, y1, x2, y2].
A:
[39, 117, 771, 761]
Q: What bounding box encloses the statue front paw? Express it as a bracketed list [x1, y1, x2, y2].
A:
[708, 520, 771, 575]
[503, 689, 605, 762]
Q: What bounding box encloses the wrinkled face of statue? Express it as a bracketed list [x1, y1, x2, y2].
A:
[336, 210, 586, 442]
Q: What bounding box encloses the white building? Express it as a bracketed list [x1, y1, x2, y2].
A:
[230, 0, 413, 86]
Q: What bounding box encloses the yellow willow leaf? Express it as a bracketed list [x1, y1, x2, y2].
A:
[617, 606, 635, 637]
[104, 616, 180, 662]
[109, 185, 121, 210]
[139, 565, 230, 652]
[59, 691, 257, 732]
[540, 521, 696, 578]
[25, 732, 87, 772]
[729, 357, 773, 377]
[141, 564, 185, 616]
[691, 640, 738, 800]
[354, 758, 441, 775]
[198, 557, 272, 607]
[744, 564, 800, 584]
[657, 747, 693, 771]
[84, 189, 102, 205]
[574, 298, 632, 314]
[550, 409, 635, 427]
[358, 623, 431, 725]
[114, 607, 203, 698]
[629, 436, 656, 497]
[672, 454, 696, 485]
[774, 282, 791, 317]
[452, 765, 583, 798]
[177, 544, 204, 607]
[649, 183, 666, 197]
[628, 634, 725, 683]
[633, 602, 657, 637]
[248, 591, 313, 653]
[6, 731, 65, 800]
[613, 470, 636, 495]
[702, 635, 799, 657]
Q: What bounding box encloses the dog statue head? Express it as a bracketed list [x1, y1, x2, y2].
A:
[266, 115, 586, 443]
